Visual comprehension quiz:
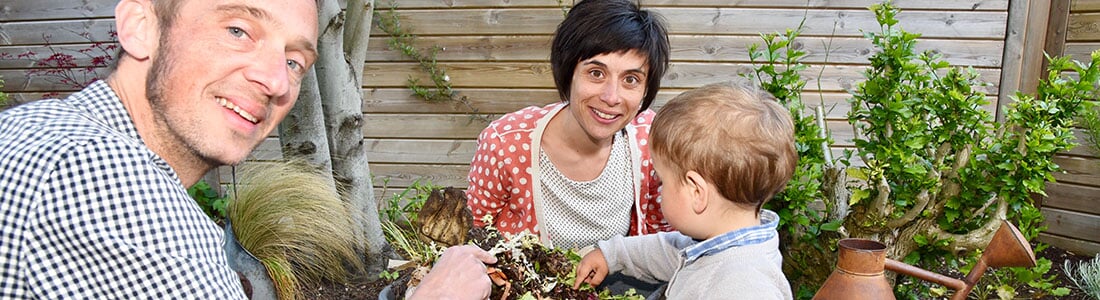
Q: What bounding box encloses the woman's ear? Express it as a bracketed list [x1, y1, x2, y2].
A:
[114, 0, 158, 61]
[684, 171, 709, 214]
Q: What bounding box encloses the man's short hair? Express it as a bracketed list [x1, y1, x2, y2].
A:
[650, 79, 798, 213]
[550, 0, 670, 112]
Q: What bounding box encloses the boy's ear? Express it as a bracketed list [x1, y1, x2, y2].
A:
[684, 171, 708, 214]
[114, 0, 159, 61]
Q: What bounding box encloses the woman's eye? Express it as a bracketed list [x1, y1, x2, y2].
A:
[625, 75, 644, 87]
[588, 69, 604, 79]
[228, 27, 248, 39]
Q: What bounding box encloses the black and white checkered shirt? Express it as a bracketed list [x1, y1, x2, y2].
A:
[0, 81, 245, 299]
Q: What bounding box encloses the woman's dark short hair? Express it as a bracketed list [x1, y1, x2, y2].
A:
[550, 0, 670, 112]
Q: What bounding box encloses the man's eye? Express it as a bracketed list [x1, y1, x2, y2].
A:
[589, 70, 604, 79]
[287, 60, 302, 71]
[228, 27, 248, 38]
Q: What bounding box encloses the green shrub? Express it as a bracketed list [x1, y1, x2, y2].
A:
[186, 179, 228, 224]
[749, 2, 1098, 298]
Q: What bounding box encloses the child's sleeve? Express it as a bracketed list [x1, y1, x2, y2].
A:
[595, 231, 688, 283]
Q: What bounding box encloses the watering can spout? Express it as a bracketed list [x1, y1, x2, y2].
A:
[813, 220, 1036, 300]
[982, 219, 1036, 269]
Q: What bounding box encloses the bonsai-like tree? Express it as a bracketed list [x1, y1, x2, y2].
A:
[753, 3, 1099, 297]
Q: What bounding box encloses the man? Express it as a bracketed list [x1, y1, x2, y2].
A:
[0, 0, 493, 298]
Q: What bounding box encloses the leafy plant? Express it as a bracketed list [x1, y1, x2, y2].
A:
[0, 32, 117, 99]
[1080, 102, 1100, 158]
[1065, 254, 1100, 299]
[750, 1, 1099, 298]
[746, 22, 842, 294]
[374, 2, 490, 122]
[186, 179, 228, 224]
[378, 178, 437, 228]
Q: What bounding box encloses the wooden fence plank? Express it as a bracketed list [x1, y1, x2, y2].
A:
[1046, 0, 1073, 59]
[0, 0, 1010, 23]
[0, 0, 117, 21]
[365, 139, 478, 164]
[1040, 207, 1100, 243]
[362, 62, 1002, 92]
[386, 0, 1007, 10]
[0, 19, 117, 45]
[1044, 182, 1100, 215]
[1039, 232, 1100, 256]
[365, 35, 1003, 67]
[1064, 42, 1100, 58]
[0, 44, 117, 69]
[368, 8, 1007, 39]
[1071, 0, 1100, 12]
[370, 163, 470, 188]
[1067, 11, 1100, 41]
[362, 114, 491, 138]
[1053, 155, 1100, 186]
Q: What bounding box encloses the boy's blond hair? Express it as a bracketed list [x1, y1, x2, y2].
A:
[650, 80, 797, 214]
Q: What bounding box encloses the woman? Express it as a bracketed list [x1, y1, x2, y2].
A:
[466, 0, 672, 249]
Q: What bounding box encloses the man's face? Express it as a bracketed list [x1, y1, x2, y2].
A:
[147, 0, 318, 166]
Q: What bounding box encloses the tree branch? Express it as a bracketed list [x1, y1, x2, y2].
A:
[343, 0, 374, 81]
[929, 195, 1008, 253]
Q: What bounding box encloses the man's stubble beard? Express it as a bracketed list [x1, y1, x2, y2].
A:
[145, 34, 230, 170]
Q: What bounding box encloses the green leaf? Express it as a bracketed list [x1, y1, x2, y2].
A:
[847, 168, 869, 181]
[850, 189, 871, 205]
[820, 220, 843, 232]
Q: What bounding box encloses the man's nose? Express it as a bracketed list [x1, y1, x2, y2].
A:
[245, 49, 290, 98]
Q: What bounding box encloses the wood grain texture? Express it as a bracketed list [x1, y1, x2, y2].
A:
[1040, 208, 1100, 242]
[369, 8, 1007, 39]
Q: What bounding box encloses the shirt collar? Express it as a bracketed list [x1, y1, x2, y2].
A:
[681, 209, 780, 263]
[67, 80, 143, 143]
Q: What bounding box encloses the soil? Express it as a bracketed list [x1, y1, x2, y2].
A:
[298, 243, 1096, 300]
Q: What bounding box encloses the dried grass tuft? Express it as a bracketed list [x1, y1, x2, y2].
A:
[228, 159, 364, 300]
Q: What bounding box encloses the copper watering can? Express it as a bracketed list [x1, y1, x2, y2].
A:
[813, 220, 1036, 300]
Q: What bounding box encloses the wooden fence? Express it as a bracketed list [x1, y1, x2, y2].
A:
[0, 0, 1096, 255]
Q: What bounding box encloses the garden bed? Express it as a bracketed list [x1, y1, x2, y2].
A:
[298, 244, 1096, 300]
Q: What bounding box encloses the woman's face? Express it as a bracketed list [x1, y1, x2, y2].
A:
[566, 50, 648, 144]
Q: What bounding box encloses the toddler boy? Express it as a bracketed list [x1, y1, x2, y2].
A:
[572, 80, 797, 299]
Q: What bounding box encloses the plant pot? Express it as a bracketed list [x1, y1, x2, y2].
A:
[225, 221, 277, 300]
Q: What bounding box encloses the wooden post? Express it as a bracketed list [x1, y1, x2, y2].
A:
[998, 0, 1053, 122]
[1044, 0, 1072, 61]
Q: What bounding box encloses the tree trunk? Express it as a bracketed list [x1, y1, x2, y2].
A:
[278, 68, 335, 184]
[314, 0, 387, 276]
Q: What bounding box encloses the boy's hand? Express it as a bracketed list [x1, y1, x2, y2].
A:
[572, 248, 609, 290]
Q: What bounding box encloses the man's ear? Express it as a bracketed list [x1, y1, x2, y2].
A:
[684, 171, 709, 214]
[114, 0, 158, 60]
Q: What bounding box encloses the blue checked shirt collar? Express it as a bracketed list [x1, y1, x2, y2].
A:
[681, 209, 780, 263]
[71, 80, 142, 142]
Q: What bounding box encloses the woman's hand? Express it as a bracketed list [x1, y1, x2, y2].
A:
[409, 245, 498, 300]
